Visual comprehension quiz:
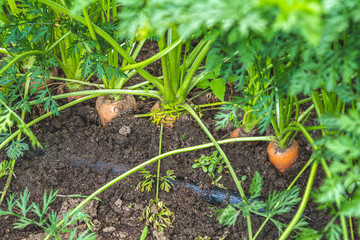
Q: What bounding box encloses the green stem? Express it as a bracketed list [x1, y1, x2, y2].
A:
[0, 48, 10, 54]
[349, 216, 354, 240]
[121, 39, 182, 72]
[15, 73, 100, 88]
[283, 126, 325, 132]
[181, 39, 207, 70]
[270, 116, 281, 140]
[294, 95, 299, 122]
[158, 35, 175, 103]
[121, 37, 135, 68]
[340, 215, 349, 240]
[140, 225, 148, 240]
[279, 161, 318, 240]
[195, 102, 229, 109]
[114, 70, 137, 91]
[111, 0, 117, 23]
[185, 70, 210, 95]
[275, 90, 283, 133]
[0, 141, 19, 203]
[176, 41, 212, 103]
[156, 124, 164, 200]
[0, 101, 38, 145]
[278, 101, 314, 148]
[45, 30, 72, 53]
[56, 48, 75, 79]
[289, 122, 314, 144]
[297, 104, 314, 122]
[253, 217, 271, 240]
[311, 91, 325, 135]
[0, 50, 45, 77]
[28, 89, 162, 105]
[287, 154, 315, 190]
[82, 8, 101, 52]
[168, 29, 180, 94]
[187, 88, 210, 102]
[127, 81, 151, 90]
[298, 97, 314, 105]
[285, 95, 294, 126]
[62, 29, 79, 79]
[130, 39, 146, 61]
[0, 13, 10, 24]
[275, 121, 317, 239]
[47, 76, 102, 88]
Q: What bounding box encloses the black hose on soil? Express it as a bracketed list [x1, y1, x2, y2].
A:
[68, 156, 244, 205]
[68, 156, 315, 221]
[28, 151, 313, 220]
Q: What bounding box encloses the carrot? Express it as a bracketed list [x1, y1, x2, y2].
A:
[26, 67, 58, 92]
[95, 95, 137, 126]
[66, 81, 87, 102]
[267, 139, 299, 174]
[49, 67, 58, 79]
[230, 127, 259, 146]
[230, 128, 242, 138]
[151, 101, 161, 111]
[67, 95, 86, 102]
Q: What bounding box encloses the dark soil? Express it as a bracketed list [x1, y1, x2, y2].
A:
[0, 41, 330, 239]
[0, 98, 329, 240]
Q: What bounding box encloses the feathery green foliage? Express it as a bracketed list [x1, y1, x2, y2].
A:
[306, 103, 360, 239]
[215, 172, 315, 238]
[136, 168, 175, 193]
[0, 188, 97, 240]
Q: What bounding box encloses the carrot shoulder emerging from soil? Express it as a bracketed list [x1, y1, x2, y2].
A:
[95, 95, 137, 126]
[267, 139, 299, 174]
[230, 128, 259, 146]
[67, 95, 86, 102]
[24, 67, 58, 92]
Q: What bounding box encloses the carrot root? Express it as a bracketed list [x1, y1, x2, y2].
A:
[230, 128, 259, 146]
[95, 95, 137, 126]
[67, 95, 86, 102]
[267, 139, 299, 174]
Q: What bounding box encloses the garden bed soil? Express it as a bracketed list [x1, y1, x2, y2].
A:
[0, 97, 329, 240]
[1, 41, 330, 239]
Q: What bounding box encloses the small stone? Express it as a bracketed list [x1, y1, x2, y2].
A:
[72, 116, 85, 127]
[183, 228, 192, 235]
[22, 233, 47, 240]
[115, 198, 123, 207]
[121, 216, 136, 226]
[119, 232, 129, 239]
[59, 198, 98, 220]
[91, 219, 102, 231]
[102, 226, 116, 233]
[119, 126, 131, 135]
[111, 199, 123, 213]
[153, 230, 168, 240]
[133, 203, 144, 211]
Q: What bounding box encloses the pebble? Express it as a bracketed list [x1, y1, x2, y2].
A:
[111, 198, 123, 213]
[102, 226, 116, 233]
[119, 126, 131, 135]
